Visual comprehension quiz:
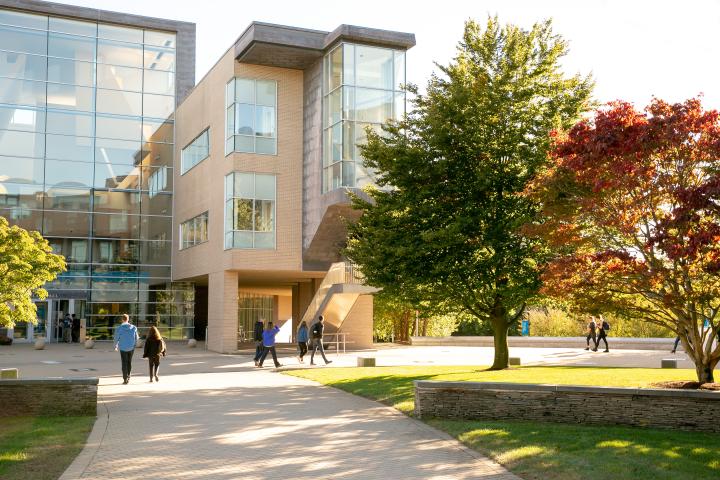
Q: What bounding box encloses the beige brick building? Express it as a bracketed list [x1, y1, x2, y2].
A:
[172, 23, 415, 352]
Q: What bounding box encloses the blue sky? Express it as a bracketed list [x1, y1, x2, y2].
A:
[65, 0, 720, 110]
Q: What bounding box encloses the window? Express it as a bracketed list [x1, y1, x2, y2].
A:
[148, 165, 168, 197]
[181, 128, 209, 174]
[322, 43, 406, 192]
[224, 172, 275, 249]
[180, 212, 208, 249]
[225, 78, 277, 155]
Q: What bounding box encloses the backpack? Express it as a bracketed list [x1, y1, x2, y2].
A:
[602, 320, 610, 331]
[311, 322, 322, 339]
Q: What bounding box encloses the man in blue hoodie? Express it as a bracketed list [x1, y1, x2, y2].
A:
[257, 321, 283, 368]
[114, 314, 139, 384]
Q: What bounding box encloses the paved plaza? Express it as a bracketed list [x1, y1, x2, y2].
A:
[0, 342, 696, 479]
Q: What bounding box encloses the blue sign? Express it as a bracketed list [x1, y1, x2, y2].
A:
[521, 319, 530, 336]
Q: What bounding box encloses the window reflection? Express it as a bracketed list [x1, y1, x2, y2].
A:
[0, 129, 45, 158]
[93, 190, 140, 215]
[97, 64, 142, 92]
[0, 155, 44, 184]
[44, 159, 93, 187]
[93, 162, 140, 189]
[0, 25, 47, 55]
[0, 50, 47, 81]
[48, 32, 96, 62]
[47, 57, 94, 87]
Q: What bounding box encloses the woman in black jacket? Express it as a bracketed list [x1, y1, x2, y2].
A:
[143, 326, 166, 382]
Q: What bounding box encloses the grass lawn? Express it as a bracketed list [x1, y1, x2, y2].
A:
[286, 366, 720, 480]
[0, 416, 95, 480]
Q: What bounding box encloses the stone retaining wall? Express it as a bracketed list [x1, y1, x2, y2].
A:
[414, 381, 720, 432]
[0, 378, 98, 416]
[411, 336, 679, 351]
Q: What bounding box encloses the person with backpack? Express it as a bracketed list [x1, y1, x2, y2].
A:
[593, 315, 610, 352]
[584, 316, 597, 351]
[257, 321, 283, 368]
[142, 326, 166, 382]
[310, 315, 332, 366]
[296, 321, 309, 363]
[253, 319, 265, 367]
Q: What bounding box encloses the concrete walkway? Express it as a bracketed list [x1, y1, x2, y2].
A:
[56, 361, 518, 479]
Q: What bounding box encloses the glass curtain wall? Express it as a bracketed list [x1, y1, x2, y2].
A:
[237, 292, 274, 344]
[322, 43, 405, 192]
[0, 8, 193, 339]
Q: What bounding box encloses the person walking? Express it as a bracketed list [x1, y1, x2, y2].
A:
[584, 316, 597, 351]
[62, 314, 72, 343]
[296, 321, 309, 363]
[71, 314, 80, 343]
[253, 318, 265, 366]
[310, 315, 332, 366]
[113, 314, 139, 384]
[257, 321, 283, 368]
[593, 315, 610, 352]
[142, 326, 166, 382]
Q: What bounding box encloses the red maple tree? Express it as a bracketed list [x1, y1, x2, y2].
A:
[530, 98, 720, 382]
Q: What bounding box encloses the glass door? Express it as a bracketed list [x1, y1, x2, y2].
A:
[32, 301, 48, 341]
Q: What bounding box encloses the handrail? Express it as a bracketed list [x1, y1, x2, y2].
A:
[300, 262, 346, 326]
[322, 332, 347, 355]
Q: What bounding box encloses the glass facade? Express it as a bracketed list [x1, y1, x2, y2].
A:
[0, 8, 193, 339]
[322, 43, 406, 192]
[225, 78, 277, 155]
[224, 172, 276, 249]
[237, 292, 273, 344]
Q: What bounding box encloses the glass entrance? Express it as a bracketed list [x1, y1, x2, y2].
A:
[237, 293, 274, 346]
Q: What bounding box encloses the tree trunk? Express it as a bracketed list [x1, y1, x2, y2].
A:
[694, 357, 718, 383]
[488, 317, 509, 370]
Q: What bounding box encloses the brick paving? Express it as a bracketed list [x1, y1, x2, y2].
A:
[59, 368, 520, 479]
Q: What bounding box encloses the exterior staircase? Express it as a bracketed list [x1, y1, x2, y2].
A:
[301, 262, 378, 349]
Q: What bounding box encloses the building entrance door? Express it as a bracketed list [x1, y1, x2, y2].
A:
[12, 301, 49, 343]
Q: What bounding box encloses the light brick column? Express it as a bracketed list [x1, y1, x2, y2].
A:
[341, 295, 374, 349]
[207, 270, 238, 353]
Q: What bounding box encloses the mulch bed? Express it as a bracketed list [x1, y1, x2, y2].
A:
[649, 380, 720, 391]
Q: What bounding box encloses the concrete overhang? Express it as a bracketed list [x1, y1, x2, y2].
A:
[233, 21, 416, 70]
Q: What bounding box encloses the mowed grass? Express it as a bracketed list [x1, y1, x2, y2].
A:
[286, 366, 720, 480]
[0, 416, 95, 480]
[286, 365, 698, 413]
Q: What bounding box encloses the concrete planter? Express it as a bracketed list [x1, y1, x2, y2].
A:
[34, 338, 45, 350]
[136, 339, 145, 349]
[84, 338, 95, 349]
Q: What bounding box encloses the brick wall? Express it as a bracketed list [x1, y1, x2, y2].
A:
[415, 381, 720, 433]
[0, 378, 98, 416]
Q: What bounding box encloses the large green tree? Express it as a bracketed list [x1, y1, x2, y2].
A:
[0, 216, 66, 328]
[346, 18, 593, 369]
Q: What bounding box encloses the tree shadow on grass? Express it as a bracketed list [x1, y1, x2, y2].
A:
[431, 418, 720, 480]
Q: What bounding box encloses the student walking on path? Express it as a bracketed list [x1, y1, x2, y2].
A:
[584, 316, 597, 351]
[253, 319, 265, 367]
[296, 321, 309, 363]
[594, 315, 610, 352]
[143, 326, 166, 382]
[257, 321, 283, 368]
[113, 314, 139, 384]
[310, 315, 332, 366]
